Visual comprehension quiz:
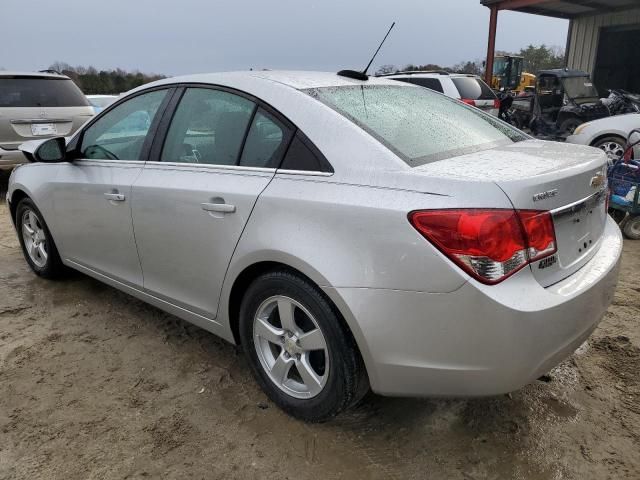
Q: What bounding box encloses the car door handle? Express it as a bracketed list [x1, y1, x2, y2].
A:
[104, 193, 126, 202]
[201, 202, 235, 213]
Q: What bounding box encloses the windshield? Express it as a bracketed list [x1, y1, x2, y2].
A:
[0, 77, 90, 107]
[493, 58, 507, 76]
[562, 77, 598, 100]
[305, 84, 526, 166]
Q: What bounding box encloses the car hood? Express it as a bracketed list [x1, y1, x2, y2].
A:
[578, 113, 640, 134]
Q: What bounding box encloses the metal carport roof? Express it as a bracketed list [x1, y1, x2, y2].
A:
[480, 0, 640, 83]
[480, 0, 640, 19]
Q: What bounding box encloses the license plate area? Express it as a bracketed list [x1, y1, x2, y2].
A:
[31, 123, 57, 136]
[552, 189, 607, 266]
[530, 189, 607, 287]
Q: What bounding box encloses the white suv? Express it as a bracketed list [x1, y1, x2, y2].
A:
[380, 71, 500, 117]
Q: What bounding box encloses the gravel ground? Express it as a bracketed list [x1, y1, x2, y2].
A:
[1, 173, 639, 479]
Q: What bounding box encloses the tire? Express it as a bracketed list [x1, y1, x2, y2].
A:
[559, 118, 582, 135]
[239, 270, 369, 422]
[623, 215, 640, 240]
[15, 198, 65, 278]
[592, 136, 627, 162]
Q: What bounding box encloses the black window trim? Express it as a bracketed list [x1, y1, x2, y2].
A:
[145, 82, 333, 174]
[279, 130, 334, 175]
[67, 85, 177, 163]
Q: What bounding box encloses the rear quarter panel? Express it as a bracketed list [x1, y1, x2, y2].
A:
[217, 171, 514, 376]
[227, 175, 470, 294]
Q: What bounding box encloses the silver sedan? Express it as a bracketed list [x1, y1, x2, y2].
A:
[6, 71, 622, 421]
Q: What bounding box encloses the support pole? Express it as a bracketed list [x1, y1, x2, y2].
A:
[485, 5, 498, 84]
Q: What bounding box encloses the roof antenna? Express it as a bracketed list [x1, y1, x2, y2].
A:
[338, 22, 396, 81]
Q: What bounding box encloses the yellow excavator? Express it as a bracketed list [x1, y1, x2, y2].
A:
[491, 55, 536, 93]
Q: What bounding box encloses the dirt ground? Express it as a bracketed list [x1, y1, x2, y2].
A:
[1, 172, 639, 480]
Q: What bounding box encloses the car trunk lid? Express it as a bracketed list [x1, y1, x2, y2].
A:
[414, 140, 609, 287]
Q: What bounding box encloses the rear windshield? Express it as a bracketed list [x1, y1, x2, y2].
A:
[0, 77, 90, 107]
[305, 84, 526, 166]
[451, 77, 496, 100]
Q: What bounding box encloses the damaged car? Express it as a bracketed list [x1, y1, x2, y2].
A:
[510, 69, 609, 137]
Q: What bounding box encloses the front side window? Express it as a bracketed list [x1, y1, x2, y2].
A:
[161, 88, 255, 165]
[80, 89, 167, 161]
[306, 85, 527, 166]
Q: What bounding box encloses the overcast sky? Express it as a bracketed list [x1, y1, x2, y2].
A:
[3, 0, 568, 75]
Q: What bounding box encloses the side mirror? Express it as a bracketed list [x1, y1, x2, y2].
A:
[19, 137, 67, 163]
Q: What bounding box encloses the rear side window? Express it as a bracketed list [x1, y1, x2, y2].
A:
[451, 77, 496, 100]
[305, 85, 526, 166]
[161, 88, 255, 165]
[239, 108, 292, 168]
[394, 77, 444, 93]
[0, 77, 90, 107]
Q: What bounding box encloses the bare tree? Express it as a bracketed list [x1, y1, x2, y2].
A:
[375, 64, 397, 75]
[48, 61, 72, 73]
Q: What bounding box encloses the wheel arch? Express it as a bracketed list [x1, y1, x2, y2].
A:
[8, 188, 30, 224]
[227, 260, 286, 345]
[590, 132, 626, 147]
[225, 259, 373, 385]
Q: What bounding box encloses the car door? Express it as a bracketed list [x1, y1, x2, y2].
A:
[49, 88, 172, 287]
[132, 86, 293, 318]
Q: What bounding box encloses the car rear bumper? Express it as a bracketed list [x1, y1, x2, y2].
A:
[326, 216, 622, 397]
[0, 147, 27, 170]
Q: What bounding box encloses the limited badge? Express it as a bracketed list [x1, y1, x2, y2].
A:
[533, 189, 558, 202]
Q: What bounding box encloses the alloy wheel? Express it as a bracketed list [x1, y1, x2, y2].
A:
[253, 295, 329, 399]
[21, 209, 48, 268]
[598, 141, 625, 161]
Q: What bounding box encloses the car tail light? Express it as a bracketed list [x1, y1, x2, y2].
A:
[460, 98, 476, 107]
[493, 98, 501, 109]
[518, 211, 556, 261]
[408, 209, 557, 284]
